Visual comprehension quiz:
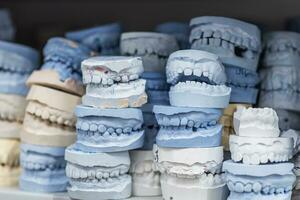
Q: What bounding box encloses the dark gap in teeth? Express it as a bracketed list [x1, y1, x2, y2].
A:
[123, 52, 168, 59]
[177, 74, 216, 85]
[28, 114, 75, 130]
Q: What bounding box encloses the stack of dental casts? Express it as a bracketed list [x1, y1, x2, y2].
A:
[0, 41, 39, 186]
[66, 23, 122, 55]
[65, 56, 147, 200]
[223, 106, 296, 200]
[155, 22, 190, 49]
[0, 9, 15, 41]
[189, 16, 261, 151]
[153, 49, 231, 200]
[120, 31, 179, 197]
[20, 37, 89, 192]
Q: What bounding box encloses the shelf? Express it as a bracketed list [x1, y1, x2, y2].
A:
[0, 187, 163, 200]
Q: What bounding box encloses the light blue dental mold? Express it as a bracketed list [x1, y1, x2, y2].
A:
[223, 160, 295, 199]
[120, 32, 179, 72]
[155, 22, 190, 49]
[19, 143, 68, 193]
[0, 9, 15, 41]
[190, 16, 261, 72]
[225, 65, 259, 104]
[153, 105, 223, 148]
[166, 49, 231, 108]
[263, 31, 300, 67]
[65, 145, 132, 200]
[140, 104, 158, 150]
[259, 66, 300, 112]
[142, 71, 169, 105]
[42, 37, 92, 81]
[66, 23, 122, 55]
[0, 41, 39, 96]
[75, 105, 144, 152]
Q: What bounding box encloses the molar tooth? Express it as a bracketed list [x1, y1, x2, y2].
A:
[276, 188, 284, 194]
[162, 117, 170, 126]
[213, 31, 222, 38]
[170, 118, 180, 126]
[221, 40, 229, 49]
[96, 171, 103, 179]
[103, 172, 109, 179]
[262, 186, 270, 194]
[49, 115, 56, 122]
[234, 182, 244, 193]
[90, 123, 98, 132]
[81, 170, 88, 178]
[187, 120, 194, 127]
[121, 75, 129, 82]
[107, 127, 114, 134]
[57, 117, 64, 124]
[177, 68, 183, 73]
[116, 128, 123, 134]
[41, 111, 50, 120]
[221, 31, 231, 41]
[124, 127, 132, 133]
[253, 182, 262, 193]
[242, 38, 250, 48]
[214, 38, 221, 46]
[36, 109, 42, 117]
[107, 78, 114, 85]
[129, 74, 139, 80]
[193, 68, 202, 77]
[180, 117, 188, 126]
[103, 131, 110, 137]
[244, 183, 252, 192]
[235, 37, 242, 46]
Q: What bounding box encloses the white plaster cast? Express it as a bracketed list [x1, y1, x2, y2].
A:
[130, 150, 161, 197]
[230, 135, 294, 165]
[233, 107, 280, 138]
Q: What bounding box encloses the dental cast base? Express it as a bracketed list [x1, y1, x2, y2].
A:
[81, 56, 147, 108]
[65, 146, 131, 200]
[223, 160, 295, 200]
[155, 146, 227, 200]
[20, 143, 67, 192]
[190, 16, 261, 72]
[153, 105, 222, 148]
[120, 32, 179, 72]
[166, 49, 231, 108]
[75, 105, 144, 152]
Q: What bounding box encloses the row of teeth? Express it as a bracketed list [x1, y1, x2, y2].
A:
[21, 161, 66, 170]
[26, 102, 76, 127]
[171, 81, 230, 93]
[190, 29, 259, 50]
[227, 180, 293, 195]
[130, 161, 156, 174]
[155, 115, 217, 128]
[76, 121, 141, 134]
[44, 55, 81, 71]
[83, 73, 140, 85]
[265, 42, 300, 53]
[71, 176, 125, 184]
[231, 152, 290, 165]
[77, 130, 139, 137]
[0, 111, 24, 122]
[260, 75, 299, 92]
[0, 59, 33, 74]
[66, 164, 128, 179]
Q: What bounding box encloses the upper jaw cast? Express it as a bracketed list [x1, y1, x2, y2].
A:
[189, 16, 261, 72]
[81, 56, 147, 109]
[166, 49, 231, 108]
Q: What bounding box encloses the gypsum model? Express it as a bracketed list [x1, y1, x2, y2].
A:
[129, 150, 161, 196]
[281, 129, 300, 156]
[20, 143, 67, 192]
[155, 22, 190, 49]
[190, 16, 261, 72]
[21, 85, 80, 147]
[66, 23, 122, 55]
[223, 160, 295, 200]
[27, 37, 93, 96]
[259, 66, 300, 112]
[166, 49, 231, 108]
[75, 105, 144, 152]
[262, 31, 300, 67]
[153, 105, 222, 148]
[65, 145, 131, 200]
[120, 32, 179, 72]
[141, 104, 159, 150]
[154, 145, 227, 200]
[81, 56, 147, 108]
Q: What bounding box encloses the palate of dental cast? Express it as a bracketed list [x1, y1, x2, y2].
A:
[129, 150, 162, 196]
[65, 23, 121, 55]
[223, 160, 295, 198]
[233, 107, 280, 138]
[166, 49, 231, 108]
[65, 146, 131, 200]
[229, 135, 294, 165]
[120, 32, 179, 72]
[189, 16, 261, 72]
[153, 105, 222, 148]
[74, 105, 144, 152]
[19, 143, 68, 192]
[263, 31, 300, 67]
[81, 56, 147, 109]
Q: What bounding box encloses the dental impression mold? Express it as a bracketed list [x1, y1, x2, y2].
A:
[130, 150, 161, 196]
[65, 145, 132, 200]
[153, 105, 222, 148]
[0, 139, 20, 186]
[20, 143, 68, 192]
[81, 56, 147, 108]
[189, 16, 261, 72]
[155, 145, 227, 200]
[223, 160, 295, 200]
[75, 105, 144, 152]
[66, 23, 122, 55]
[155, 22, 190, 49]
[21, 85, 80, 147]
[166, 49, 231, 108]
[120, 32, 179, 72]
[27, 37, 93, 96]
